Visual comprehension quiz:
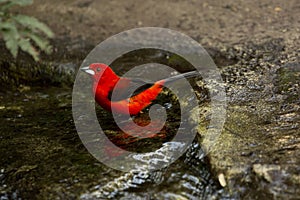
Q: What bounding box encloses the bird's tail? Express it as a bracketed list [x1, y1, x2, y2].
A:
[159, 71, 199, 85]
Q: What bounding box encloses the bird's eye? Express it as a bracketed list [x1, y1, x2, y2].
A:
[96, 68, 101, 72]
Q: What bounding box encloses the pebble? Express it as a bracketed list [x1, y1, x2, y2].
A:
[218, 173, 226, 187]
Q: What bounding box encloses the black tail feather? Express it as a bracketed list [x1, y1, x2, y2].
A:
[163, 71, 199, 84]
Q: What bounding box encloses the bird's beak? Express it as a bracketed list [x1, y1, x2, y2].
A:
[81, 66, 95, 75]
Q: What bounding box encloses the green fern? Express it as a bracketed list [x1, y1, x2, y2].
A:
[0, 0, 54, 61]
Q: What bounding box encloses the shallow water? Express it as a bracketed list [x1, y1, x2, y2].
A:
[0, 49, 226, 199]
[0, 86, 226, 199]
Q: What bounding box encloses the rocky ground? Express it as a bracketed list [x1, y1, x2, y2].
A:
[1, 0, 299, 199]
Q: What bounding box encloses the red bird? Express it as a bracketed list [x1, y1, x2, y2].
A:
[82, 63, 198, 115]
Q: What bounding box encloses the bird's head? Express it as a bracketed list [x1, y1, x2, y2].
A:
[81, 63, 115, 81]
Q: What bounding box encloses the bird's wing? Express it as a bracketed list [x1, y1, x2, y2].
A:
[108, 71, 199, 101]
[108, 78, 154, 101]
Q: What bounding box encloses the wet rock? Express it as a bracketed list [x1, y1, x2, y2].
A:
[200, 39, 300, 199]
[252, 164, 281, 183]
